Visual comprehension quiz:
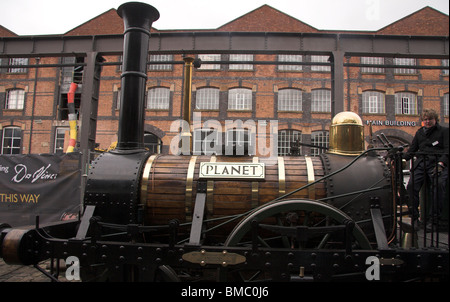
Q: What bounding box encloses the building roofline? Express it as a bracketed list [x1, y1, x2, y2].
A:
[216, 4, 320, 31]
[376, 6, 449, 33]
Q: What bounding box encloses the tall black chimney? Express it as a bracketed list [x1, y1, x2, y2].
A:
[116, 2, 160, 150]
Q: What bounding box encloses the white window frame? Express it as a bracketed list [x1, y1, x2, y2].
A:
[311, 89, 331, 113]
[228, 88, 252, 110]
[394, 58, 417, 74]
[311, 55, 331, 72]
[147, 87, 170, 110]
[148, 54, 173, 71]
[8, 58, 28, 73]
[2, 126, 22, 154]
[278, 55, 303, 71]
[442, 59, 449, 76]
[5, 89, 25, 110]
[278, 129, 301, 156]
[55, 127, 69, 153]
[395, 92, 417, 115]
[278, 89, 302, 111]
[195, 87, 219, 110]
[229, 54, 253, 70]
[444, 93, 449, 117]
[193, 128, 220, 155]
[198, 54, 221, 70]
[311, 131, 329, 156]
[362, 91, 385, 114]
[225, 128, 252, 155]
[361, 57, 384, 73]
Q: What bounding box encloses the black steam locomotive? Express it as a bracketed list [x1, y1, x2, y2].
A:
[0, 2, 448, 282]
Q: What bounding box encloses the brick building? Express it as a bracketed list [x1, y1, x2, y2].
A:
[0, 5, 448, 157]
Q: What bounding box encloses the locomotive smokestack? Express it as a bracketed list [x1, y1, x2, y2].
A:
[116, 2, 159, 150]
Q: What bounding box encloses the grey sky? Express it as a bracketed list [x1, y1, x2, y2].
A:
[1, 0, 449, 35]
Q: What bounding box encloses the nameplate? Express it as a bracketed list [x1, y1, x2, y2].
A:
[199, 162, 265, 180]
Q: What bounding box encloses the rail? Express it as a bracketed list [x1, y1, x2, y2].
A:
[391, 151, 449, 249]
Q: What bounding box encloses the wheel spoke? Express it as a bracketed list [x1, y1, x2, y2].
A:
[223, 199, 372, 281]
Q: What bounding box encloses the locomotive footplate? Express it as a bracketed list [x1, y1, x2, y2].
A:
[1, 220, 448, 282]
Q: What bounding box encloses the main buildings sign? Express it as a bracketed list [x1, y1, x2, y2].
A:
[199, 162, 265, 180]
[365, 120, 417, 127]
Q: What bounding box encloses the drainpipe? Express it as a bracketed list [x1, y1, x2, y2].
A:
[28, 57, 40, 154]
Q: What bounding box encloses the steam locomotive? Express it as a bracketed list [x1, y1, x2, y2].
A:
[0, 2, 448, 282]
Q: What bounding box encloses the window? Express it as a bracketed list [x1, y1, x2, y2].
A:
[395, 92, 418, 115]
[198, 54, 221, 70]
[8, 58, 28, 73]
[311, 131, 329, 156]
[311, 89, 331, 112]
[225, 128, 252, 155]
[55, 128, 69, 153]
[444, 93, 449, 117]
[362, 91, 385, 114]
[442, 59, 449, 76]
[278, 55, 302, 71]
[196, 87, 219, 110]
[115, 88, 121, 110]
[228, 88, 252, 110]
[147, 87, 170, 110]
[144, 133, 162, 154]
[361, 57, 384, 73]
[5, 89, 25, 110]
[193, 128, 220, 155]
[278, 89, 302, 111]
[148, 54, 173, 71]
[394, 58, 416, 74]
[2, 127, 21, 154]
[278, 130, 301, 156]
[229, 54, 253, 70]
[311, 55, 331, 72]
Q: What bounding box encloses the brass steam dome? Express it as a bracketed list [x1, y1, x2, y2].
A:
[328, 111, 365, 156]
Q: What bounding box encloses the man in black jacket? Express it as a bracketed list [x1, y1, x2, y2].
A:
[404, 109, 448, 227]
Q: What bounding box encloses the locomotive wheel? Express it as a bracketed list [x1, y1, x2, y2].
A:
[225, 199, 371, 248]
[224, 199, 372, 281]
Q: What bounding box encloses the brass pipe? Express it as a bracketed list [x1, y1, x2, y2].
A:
[181, 57, 195, 154]
[183, 56, 194, 125]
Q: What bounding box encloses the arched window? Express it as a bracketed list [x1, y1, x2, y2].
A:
[278, 89, 302, 111]
[196, 87, 219, 110]
[395, 92, 417, 115]
[362, 91, 385, 114]
[144, 133, 162, 154]
[228, 88, 252, 110]
[147, 87, 170, 110]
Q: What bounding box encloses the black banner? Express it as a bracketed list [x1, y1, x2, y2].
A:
[0, 152, 81, 227]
